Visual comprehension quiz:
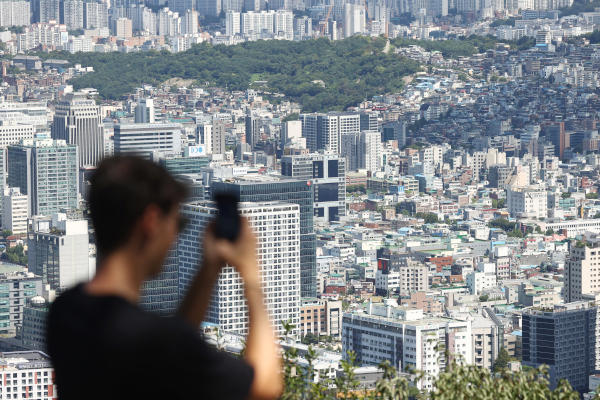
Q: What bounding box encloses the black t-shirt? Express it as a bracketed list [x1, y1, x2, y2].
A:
[47, 284, 254, 400]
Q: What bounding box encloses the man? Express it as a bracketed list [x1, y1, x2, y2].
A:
[47, 156, 283, 400]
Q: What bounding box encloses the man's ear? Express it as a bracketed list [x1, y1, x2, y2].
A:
[139, 204, 162, 242]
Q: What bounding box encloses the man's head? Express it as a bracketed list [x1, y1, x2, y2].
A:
[89, 156, 187, 277]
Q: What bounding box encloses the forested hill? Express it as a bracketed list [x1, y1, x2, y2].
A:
[47, 37, 419, 112]
[46, 35, 512, 112]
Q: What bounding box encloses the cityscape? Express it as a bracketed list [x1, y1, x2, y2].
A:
[0, 0, 599, 397]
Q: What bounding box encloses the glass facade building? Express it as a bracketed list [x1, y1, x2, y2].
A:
[212, 178, 316, 298]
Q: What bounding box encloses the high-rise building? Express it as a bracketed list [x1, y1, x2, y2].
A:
[51, 92, 104, 167]
[359, 130, 382, 173]
[114, 16, 133, 38]
[170, 0, 195, 14]
[293, 15, 311, 40]
[2, 187, 28, 234]
[140, 250, 179, 315]
[281, 153, 346, 222]
[244, 113, 260, 149]
[273, 9, 293, 40]
[0, 266, 43, 336]
[62, 0, 84, 30]
[546, 122, 569, 159]
[565, 239, 600, 302]
[0, 0, 30, 27]
[359, 111, 379, 132]
[114, 123, 183, 161]
[181, 9, 198, 34]
[22, 296, 50, 351]
[7, 138, 79, 217]
[382, 121, 406, 147]
[28, 214, 91, 292]
[178, 201, 301, 336]
[343, 3, 365, 38]
[197, 122, 225, 155]
[84, 2, 108, 29]
[212, 177, 316, 298]
[340, 133, 359, 171]
[197, 0, 221, 16]
[522, 301, 600, 392]
[134, 98, 155, 123]
[300, 112, 360, 153]
[36, 0, 60, 23]
[225, 11, 241, 35]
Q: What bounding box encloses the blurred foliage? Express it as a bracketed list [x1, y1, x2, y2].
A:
[281, 322, 582, 399]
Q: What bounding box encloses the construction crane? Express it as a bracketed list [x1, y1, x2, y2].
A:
[320, 4, 334, 37]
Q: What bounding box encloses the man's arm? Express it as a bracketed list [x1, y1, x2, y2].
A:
[177, 224, 224, 326]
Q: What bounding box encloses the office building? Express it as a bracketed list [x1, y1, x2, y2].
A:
[300, 112, 360, 153]
[341, 133, 359, 171]
[134, 98, 155, 124]
[2, 187, 28, 234]
[51, 92, 104, 167]
[0, 124, 35, 148]
[113, 123, 182, 161]
[21, 296, 49, 351]
[293, 15, 311, 40]
[0, 101, 48, 131]
[140, 249, 179, 315]
[281, 153, 346, 222]
[382, 121, 406, 147]
[178, 201, 301, 336]
[342, 303, 472, 391]
[0, 351, 56, 399]
[360, 111, 379, 132]
[159, 155, 210, 176]
[7, 138, 79, 217]
[565, 239, 600, 302]
[546, 122, 569, 159]
[488, 165, 512, 189]
[0, 0, 30, 27]
[28, 214, 91, 291]
[212, 176, 316, 298]
[244, 114, 260, 149]
[0, 266, 43, 336]
[522, 301, 600, 392]
[62, 0, 84, 30]
[198, 122, 225, 155]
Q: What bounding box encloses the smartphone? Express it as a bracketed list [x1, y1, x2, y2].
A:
[213, 192, 241, 242]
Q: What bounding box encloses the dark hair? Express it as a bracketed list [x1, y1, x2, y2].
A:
[89, 156, 188, 261]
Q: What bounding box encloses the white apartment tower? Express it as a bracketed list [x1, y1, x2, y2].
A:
[359, 130, 382, 173]
[2, 187, 28, 235]
[178, 201, 301, 336]
[506, 185, 547, 219]
[0, 0, 30, 27]
[51, 92, 104, 167]
[343, 3, 365, 38]
[226, 11, 241, 36]
[63, 0, 84, 30]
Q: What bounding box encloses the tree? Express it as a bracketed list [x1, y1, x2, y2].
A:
[586, 192, 599, 199]
[1, 229, 12, 237]
[479, 294, 489, 302]
[3, 244, 26, 265]
[493, 347, 511, 372]
[545, 228, 554, 235]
